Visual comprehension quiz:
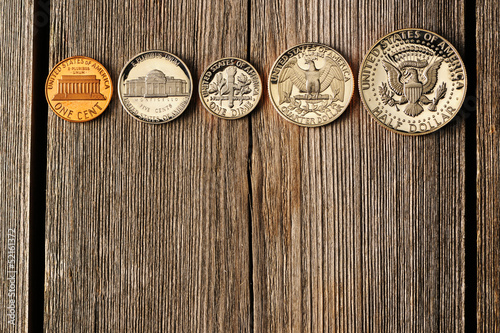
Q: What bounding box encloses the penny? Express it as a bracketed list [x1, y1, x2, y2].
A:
[268, 43, 354, 127]
[359, 28, 467, 135]
[199, 58, 261, 119]
[118, 50, 193, 124]
[45, 56, 112, 122]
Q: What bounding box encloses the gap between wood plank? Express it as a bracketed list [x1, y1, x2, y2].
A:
[246, 0, 255, 330]
[29, 0, 49, 332]
[463, 0, 478, 331]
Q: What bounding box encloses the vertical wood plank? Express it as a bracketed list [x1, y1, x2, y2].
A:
[477, 0, 500, 331]
[250, 1, 361, 331]
[0, 1, 33, 332]
[44, 1, 251, 331]
[250, 0, 466, 331]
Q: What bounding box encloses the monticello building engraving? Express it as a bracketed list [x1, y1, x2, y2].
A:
[124, 69, 188, 98]
[53, 75, 106, 100]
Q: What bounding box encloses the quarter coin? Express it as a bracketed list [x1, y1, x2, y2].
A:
[359, 28, 467, 135]
[45, 56, 112, 122]
[199, 57, 261, 119]
[268, 43, 354, 127]
[118, 50, 193, 123]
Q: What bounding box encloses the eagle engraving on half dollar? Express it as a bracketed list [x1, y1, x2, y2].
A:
[379, 56, 447, 117]
[359, 29, 467, 135]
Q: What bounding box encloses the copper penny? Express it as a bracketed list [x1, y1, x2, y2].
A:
[45, 56, 113, 122]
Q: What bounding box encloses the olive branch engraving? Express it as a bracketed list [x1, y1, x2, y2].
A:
[208, 68, 253, 107]
[378, 82, 400, 111]
[208, 72, 228, 96]
[287, 97, 337, 116]
[234, 74, 252, 96]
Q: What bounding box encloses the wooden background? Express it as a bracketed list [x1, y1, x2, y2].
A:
[0, 0, 498, 332]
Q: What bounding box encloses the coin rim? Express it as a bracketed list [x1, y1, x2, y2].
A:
[117, 50, 193, 124]
[358, 28, 468, 136]
[268, 42, 354, 127]
[198, 57, 262, 120]
[45, 55, 113, 123]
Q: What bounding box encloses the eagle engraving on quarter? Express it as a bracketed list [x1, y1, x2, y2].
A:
[359, 29, 467, 135]
[118, 50, 193, 124]
[199, 58, 261, 119]
[269, 43, 354, 127]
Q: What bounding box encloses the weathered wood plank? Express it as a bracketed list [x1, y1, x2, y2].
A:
[477, 0, 500, 331]
[44, 1, 251, 331]
[0, 1, 34, 332]
[250, 0, 466, 331]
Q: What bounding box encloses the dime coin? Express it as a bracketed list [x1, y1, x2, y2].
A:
[45, 56, 112, 122]
[268, 43, 354, 127]
[118, 50, 193, 123]
[359, 28, 467, 135]
[199, 58, 261, 119]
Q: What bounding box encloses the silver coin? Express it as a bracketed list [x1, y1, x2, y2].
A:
[359, 29, 467, 135]
[268, 43, 354, 127]
[118, 50, 193, 123]
[199, 57, 261, 119]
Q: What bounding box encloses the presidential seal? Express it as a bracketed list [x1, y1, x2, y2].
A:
[118, 50, 193, 124]
[199, 58, 261, 119]
[359, 29, 467, 135]
[268, 43, 354, 127]
[45, 56, 112, 122]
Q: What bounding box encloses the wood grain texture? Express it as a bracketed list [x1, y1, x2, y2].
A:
[44, 0, 251, 331]
[250, 0, 466, 331]
[0, 1, 33, 332]
[40, 0, 475, 331]
[477, 0, 500, 331]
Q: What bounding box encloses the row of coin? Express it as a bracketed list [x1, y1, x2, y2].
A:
[45, 28, 467, 135]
